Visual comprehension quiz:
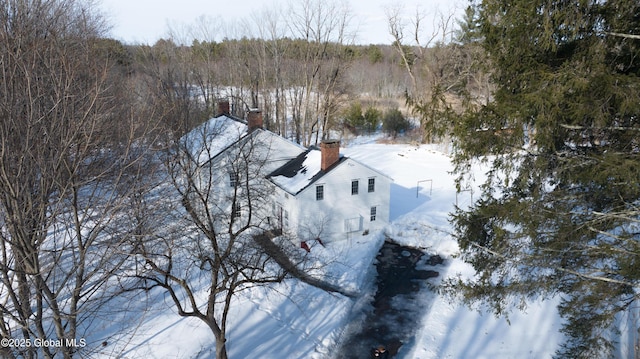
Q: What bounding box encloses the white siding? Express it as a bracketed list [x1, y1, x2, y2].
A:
[193, 129, 305, 234]
[185, 117, 391, 243]
[290, 158, 391, 242]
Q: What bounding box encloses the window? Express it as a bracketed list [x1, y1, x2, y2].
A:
[233, 202, 241, 218]
[316, 185, 324, 200]
[229, 172, 239, 187]
[368, 178, 375, 193]
[370, 206, 377, 221]
[345, 217, 363, 232]
[276, 204, 283, 228]
[351, 180, 359, 195]
[284, 210, 289, 228]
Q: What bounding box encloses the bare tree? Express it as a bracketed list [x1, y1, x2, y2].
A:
[135, 39, 211, 138]
[130, 125, 295, 359]
[287, 0, 355, 145]
[0, 1, 152, 358]
[386, 4, 473, 142]
[180, 15, 227, 119]
[249, 4, 291, 136]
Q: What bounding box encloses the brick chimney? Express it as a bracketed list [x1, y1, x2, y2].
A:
[217, 99, 230, 116]
[320, 140, 340, 171]
[247, 109, 263, 131]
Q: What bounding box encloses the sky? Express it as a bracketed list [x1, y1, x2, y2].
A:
[98, 0, 463, 45]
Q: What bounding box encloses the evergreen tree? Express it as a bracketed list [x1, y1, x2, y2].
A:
[441, 1, 640, 357]
[455, 6, 482, 44]
[382, 108, 411, 138]
[343, 102, 365, 131]
[363, 106, 382, 133]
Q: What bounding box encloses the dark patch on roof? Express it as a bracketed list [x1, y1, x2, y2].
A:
[268, 149, 312, 179]
[268, 148, 347, 195]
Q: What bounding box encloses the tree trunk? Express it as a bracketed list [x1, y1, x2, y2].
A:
[215, 336, 228, 359]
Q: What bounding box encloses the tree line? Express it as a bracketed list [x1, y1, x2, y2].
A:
[122, 36, 452, 143]
[0, 0, 466, 357]
[4, 0, 639, 358]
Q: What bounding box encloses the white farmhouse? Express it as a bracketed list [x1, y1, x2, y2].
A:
[183, 100, 392, 245]
[267, 140, 392, 242]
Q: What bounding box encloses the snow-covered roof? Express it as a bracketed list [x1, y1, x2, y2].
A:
[181, 114, 248, 165]
[181, 114, 308, 172]
[181, 114, 389, 196]
[268, 148, 346, 195]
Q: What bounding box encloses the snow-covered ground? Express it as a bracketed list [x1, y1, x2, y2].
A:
[343, 142, 565, 359]
[98, 141, 566, 358]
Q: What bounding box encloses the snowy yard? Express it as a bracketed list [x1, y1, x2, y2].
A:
[98, 141, 566, 358]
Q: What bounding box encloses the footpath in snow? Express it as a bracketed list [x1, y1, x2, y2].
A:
[342, 143, 565, 359]
[335, 240, 444, 358]
[99, 142, 565, 359]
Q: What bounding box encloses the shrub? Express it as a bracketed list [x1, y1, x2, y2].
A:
[363, 107, 382, 133]
[343, 102, 365, 133]
[382, 108, 411, 138]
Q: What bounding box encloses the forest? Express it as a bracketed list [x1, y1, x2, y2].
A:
[105, 32, 476, 146]
[0, 0, 639, 358]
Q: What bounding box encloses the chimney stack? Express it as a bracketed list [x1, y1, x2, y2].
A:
[320, 140, 340, 171]
[217, 99, 230, 116]
[247, 109, 263, 131]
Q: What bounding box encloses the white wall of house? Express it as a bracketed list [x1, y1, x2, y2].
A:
[192, 128, 304, 232]
[279, 158, 391, 242]
[185, 116, 392, 243]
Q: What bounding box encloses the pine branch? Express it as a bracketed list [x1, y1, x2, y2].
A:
[560, 124, 640, 131]
[606, 32, 640, 40]
[467, 241, 637, 288]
